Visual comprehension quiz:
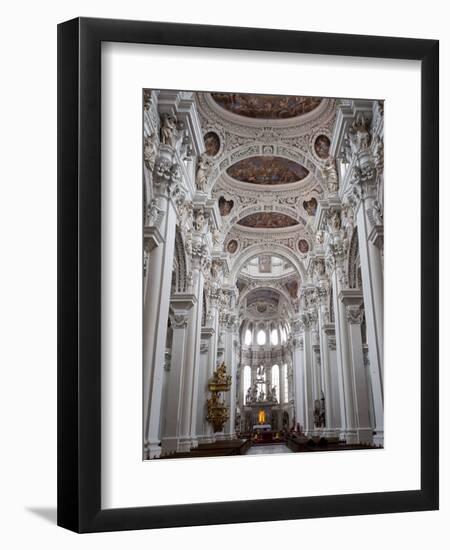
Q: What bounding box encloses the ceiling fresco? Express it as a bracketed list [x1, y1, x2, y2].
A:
[237, 212, 299, 229]
[211, 93, 322, 119]
[227, 156, 309, 185]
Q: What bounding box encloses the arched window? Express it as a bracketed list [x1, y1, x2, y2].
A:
[244, 328, 252, 346]
[271, 365, 280, 402]
[257, 329, 266, 346]
[270, 328, 279, 346]
[283, 363, 289, 403]
[280, 326, 286, 344]
[243, 365, 251, 401]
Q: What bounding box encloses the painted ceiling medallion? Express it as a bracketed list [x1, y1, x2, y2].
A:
[314, 134, 331, 159]
[227, 239, 238, 254]
[303, 197, 318, 216]
[227, 156, 309, 185]
[237, 212, 299, 229]
[219, 196, 234, 216]
[298, 239, 309, 254]
[211, 93, 322, 119]
[204, 131, 220, 156]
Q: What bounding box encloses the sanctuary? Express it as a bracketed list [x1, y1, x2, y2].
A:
[143, 90, 384, 459]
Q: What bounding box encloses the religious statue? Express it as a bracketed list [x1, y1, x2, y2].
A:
[212, 229, 221, 248]
[327, 209, 341, 233]
[245, 386, 252, 405]
[193, 209, 206, 232]
[214, 362, 231, 385]
[144, 132, 157, 172]
[315, 229, 325, 246]
[196, 153, 212, 191]
[160, 113, 178, 147]
[321, 158, 339, 195]
[349, 112, 371, 153]
[268, 385, 278, 403]
[314, 258, 326, 278]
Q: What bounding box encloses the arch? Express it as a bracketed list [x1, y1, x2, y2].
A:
[230, 242, 307, 283]
[238, 285, 295, 317]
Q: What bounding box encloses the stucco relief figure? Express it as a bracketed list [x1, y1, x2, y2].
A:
[314, 258, 326, 278]
[315, 230, 325, 246]
[160, 113, 178, 147]
[193, 209, 206, 232]
[328, 209, 341, 233]
[349, 112, 371, 153]
[321, 158, 339, 195]
[212, 229, 221, 248]
[144, 132, 157, 172]
[196, 153, 212, 191]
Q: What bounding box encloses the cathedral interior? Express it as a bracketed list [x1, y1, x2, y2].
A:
[143, 90, 384, 459]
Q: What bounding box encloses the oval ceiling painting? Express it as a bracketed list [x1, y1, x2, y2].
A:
[227, 156, 309, 185]
[314, 134, 331, 159]
[237, 212, 299, 229]
[211, 93, 322, 119]
[204, 131, 220, 156]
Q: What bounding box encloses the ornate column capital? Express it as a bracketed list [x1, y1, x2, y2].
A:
[346, 306, 364, 325]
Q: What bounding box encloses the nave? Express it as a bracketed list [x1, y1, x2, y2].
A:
[143, 90, 384, 460]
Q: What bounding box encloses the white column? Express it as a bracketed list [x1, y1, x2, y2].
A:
[323, 324, 342, 436]
[223, 319, 238, 439]
[301, 320, 315, 435]
[327, 232, 359, 444]
[143, 148, 181, 459]
[291, 334, 305, 431]
[160, 295, 195, 454]
[341, 290, 373, 443]
[317, 306, 338, 437]
[182, 242, 206, 450]
[355, 199, 384, 445]
[196, 327, 214, 444]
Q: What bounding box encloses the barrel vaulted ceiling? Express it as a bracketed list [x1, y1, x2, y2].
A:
[195, 91, 337, 318]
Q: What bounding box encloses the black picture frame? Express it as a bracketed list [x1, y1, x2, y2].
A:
[57, 17, 439, 533]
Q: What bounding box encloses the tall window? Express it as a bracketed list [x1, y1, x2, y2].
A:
[257, 329, 266, 346]
[270, 328, 278, 346]
[271, 365, 280, 402]
[244, 328, 252, 346]
[280, 326, 286, 344]
[243, 365, 251, 401]
[283, 363, 289, 403]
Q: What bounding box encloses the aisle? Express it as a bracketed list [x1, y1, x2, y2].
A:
[245, 444, 292, 455]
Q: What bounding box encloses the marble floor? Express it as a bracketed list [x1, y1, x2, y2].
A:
[245, 444, 292, 455]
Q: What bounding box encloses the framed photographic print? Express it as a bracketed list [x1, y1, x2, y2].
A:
[57, 17, 439, 533]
